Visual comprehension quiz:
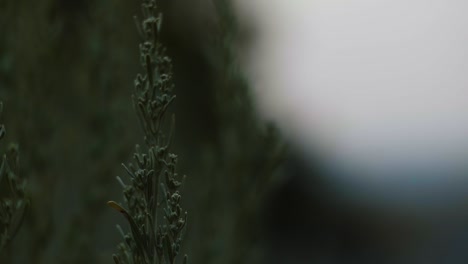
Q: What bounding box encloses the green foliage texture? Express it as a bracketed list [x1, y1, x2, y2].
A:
[0, 102, 29, 259]
[0, 0, 286, 263]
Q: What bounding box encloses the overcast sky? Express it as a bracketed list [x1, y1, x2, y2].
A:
[235, 0, 468, 208]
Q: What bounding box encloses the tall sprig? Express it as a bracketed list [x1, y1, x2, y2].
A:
[108, 1, 188, 263]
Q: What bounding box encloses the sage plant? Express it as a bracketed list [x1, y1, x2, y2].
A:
[108, 1, 188, 263]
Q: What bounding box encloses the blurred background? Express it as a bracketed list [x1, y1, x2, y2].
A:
[1, 0, 468, 263]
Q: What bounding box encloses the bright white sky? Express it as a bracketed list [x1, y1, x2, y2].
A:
[235, 0, 468, 207]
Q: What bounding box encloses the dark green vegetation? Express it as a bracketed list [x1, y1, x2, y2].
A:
[0, 103, 29, 258]
[189, 1, 286, 263]
[0, 0, 286, 263]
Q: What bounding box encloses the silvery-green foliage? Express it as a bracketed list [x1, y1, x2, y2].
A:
[0, 102, 29, 255]
[108, 1, 188, 264]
